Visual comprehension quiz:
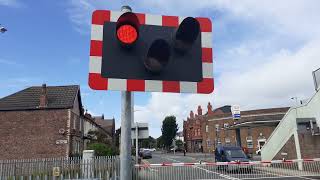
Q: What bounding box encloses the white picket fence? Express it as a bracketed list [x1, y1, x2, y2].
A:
[0, 156, 119, 180]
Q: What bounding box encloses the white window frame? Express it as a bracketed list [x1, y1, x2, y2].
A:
[207, 140, 211, 147]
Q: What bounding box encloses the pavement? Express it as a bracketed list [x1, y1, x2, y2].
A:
[134, 152, 320, 180]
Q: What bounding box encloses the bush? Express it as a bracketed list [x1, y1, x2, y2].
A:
[87, 143, 116, 156]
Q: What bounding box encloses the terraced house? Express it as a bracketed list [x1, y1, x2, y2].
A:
[0, 84, 85, 159]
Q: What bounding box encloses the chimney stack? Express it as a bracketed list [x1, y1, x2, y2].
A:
[190, 111, 194, 119]
[207, 102, 213, 114]
[197, 105, 202, 115]
[39, 84, 48, 108]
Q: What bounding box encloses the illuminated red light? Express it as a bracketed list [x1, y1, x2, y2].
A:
[117, 24, 138, 44]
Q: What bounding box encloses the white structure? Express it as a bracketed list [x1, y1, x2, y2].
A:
[261, 86, 320, 170]
[175, 131, 184, 142]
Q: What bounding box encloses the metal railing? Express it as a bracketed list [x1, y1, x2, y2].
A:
[0, 156, 119, 180]
[133, 158, 320, 180]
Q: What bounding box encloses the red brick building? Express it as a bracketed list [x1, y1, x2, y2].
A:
[183, 103, 214, 152]
[202, 107, 289, 155]
[0, 84, 84, 159]
[184, 102, 289, 156]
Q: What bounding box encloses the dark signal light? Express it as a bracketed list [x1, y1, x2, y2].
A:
[144, 39, 171, 74]
[174, 17, 200, 53]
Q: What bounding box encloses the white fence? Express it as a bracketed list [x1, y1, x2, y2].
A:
[0, 156, 119, 180]
[2, 157, 319, 179]
[133, 158, 320, 180]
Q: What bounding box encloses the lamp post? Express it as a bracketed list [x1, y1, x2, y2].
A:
[291, 97, 298, 107]
[133, 109, 141, 162]
[0, 25, 7, 33]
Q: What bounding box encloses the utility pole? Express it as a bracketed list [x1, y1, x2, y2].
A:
[120, 6, 133, 180]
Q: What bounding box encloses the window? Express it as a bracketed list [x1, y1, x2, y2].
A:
[224, 123, 229, 128]
[246, 136, 253, 148]
[207, 140, 211, 147]
[215, 124, 220, 132]
[79, 117, 83, 131]
[206, 125, 209, 132]
[247, 141, 253, 148]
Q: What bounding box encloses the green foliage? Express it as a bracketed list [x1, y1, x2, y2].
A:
[87, 143, 116, 156]
[175, 139, 184, 149]
[140, 136, 157, 148]
[87, 130, 112, 146]
[156, 136, 164, 148]
[161, 116, 178, 149]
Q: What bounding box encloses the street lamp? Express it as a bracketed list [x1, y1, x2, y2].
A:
[133, 109, 141, 162]
[291, 97, 299, 121]
[291, 97, 298, 106]
[0, 25, 7, 33]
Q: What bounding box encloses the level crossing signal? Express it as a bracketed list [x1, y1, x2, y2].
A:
[89, 10, 214, 94]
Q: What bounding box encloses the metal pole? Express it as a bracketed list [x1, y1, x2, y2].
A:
[119, 6, 133, 180]
[120, 91, 132, 180]
[136, 122, 139, 162]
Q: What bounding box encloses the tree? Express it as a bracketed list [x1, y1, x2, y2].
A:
[175, 139, 184, 149]
[140, 136, 157, 148]
[161, 116, 178, 149]
[87, 130, 118, 155]
[156, 136, 164, 148]
[87, 130, 112, 146]
[115, 128, 121, 148]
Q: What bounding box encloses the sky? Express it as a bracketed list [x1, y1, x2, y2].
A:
[1, 0, 320, 138]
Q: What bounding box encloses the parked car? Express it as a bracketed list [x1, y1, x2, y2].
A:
[150, 148, 156, 152]
[169, 147, 184, 152]
[215, 146, 252, 171]
[139, 149, 152, 159]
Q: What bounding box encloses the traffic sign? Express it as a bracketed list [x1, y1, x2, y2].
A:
[89, 10, 214, 94]
[232, 105, 241, 119]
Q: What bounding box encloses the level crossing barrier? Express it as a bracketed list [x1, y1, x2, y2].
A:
[133, 158, 320, 180]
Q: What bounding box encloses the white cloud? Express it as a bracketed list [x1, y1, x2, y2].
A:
[67, 1, 320, 137]
[139, 0, 320, 38]
[0, 58, 22, 66]
[136, 38, 320, 137]
[0, 0, 21, 7]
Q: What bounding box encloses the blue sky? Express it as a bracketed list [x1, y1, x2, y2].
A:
[1, 0, 320, 137]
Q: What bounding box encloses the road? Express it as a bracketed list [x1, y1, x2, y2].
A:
[134, 152, 320, 180]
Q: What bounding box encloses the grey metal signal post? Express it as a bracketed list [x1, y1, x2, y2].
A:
[120, 6, 134, 180]
[120, 91, 132, 180]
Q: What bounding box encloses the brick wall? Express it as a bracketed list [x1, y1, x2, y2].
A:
[0, 109, 69, 160]
[273, 135, 297, 160]
[240, 126, 276, 154]
[299, 133, 320, 159]
[202, 119, 237, 153]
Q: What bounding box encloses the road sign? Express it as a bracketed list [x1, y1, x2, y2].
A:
[131, 122, 149, 139]
[55, 140, 67, 144]
[89, 10, 214, 94]
[232, 105, 241, 119]
[52, 167, 60, 177]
